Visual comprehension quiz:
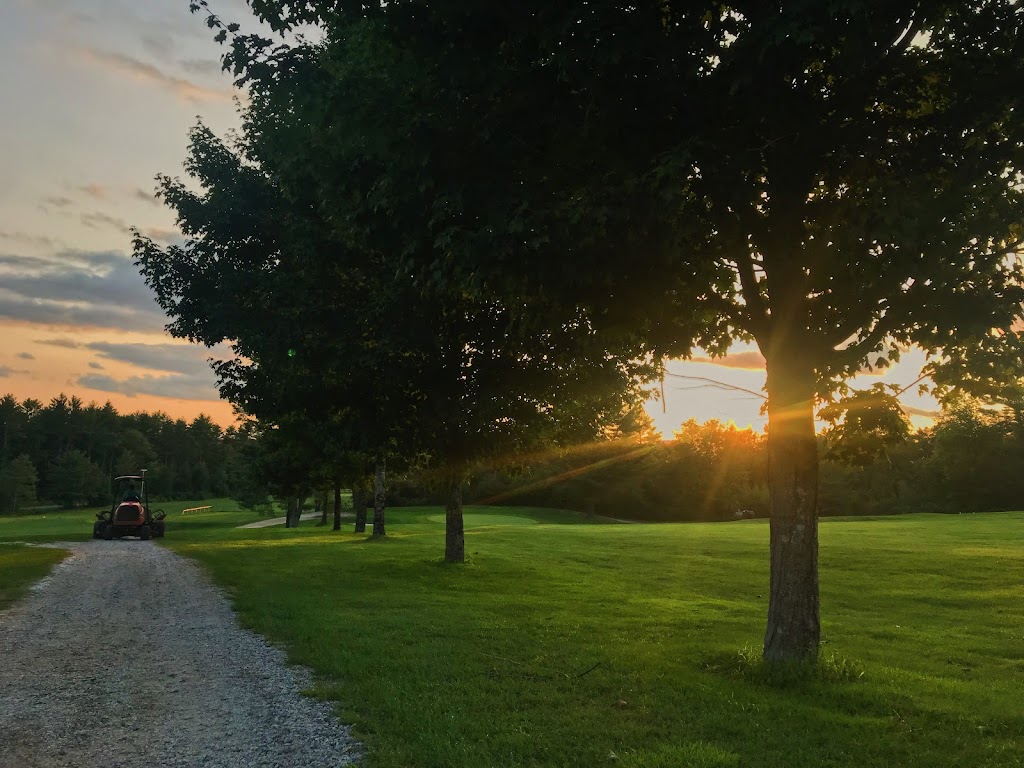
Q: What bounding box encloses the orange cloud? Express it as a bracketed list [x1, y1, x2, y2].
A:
[77, 48, 232, 104]
[902, 404, 939, 419]
[78, 184, 109, 200]
[689, 351, 766, 370]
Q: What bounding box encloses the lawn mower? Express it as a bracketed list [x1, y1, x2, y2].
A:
[93, 469, 166, 540]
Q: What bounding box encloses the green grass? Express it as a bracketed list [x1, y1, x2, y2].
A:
[2, 504, 1022, 766]
[0, 545, 69, 612]
[0, 498, 261, 544]
[146, 506, 1024, 768]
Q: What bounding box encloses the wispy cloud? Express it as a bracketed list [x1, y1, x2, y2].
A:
[40, 195, 75, 210]
[16, 352, 35, 360]
[141, 32, 175, 61]
[88, 361, 104, 370]
[81, 211, 130, 233]
[903, 404, 940, 419]
[133, 187, 159, 205]
[87, 341, 228, 376]
[0, 250, 126, 275]
[690, 351, 766, 370]
[0, 231, 58, 249]
[73, 341, 230, 401]
[77, 371, 221, 401]
[1, 249, 166, 332]
[78, 184, 109, 200]
[179, 57, 223, 78]
[142, 227, 182, 245]
[37, 338, 82, 349]
[0, 366, 29, 378]
[77, 47, 233, 104]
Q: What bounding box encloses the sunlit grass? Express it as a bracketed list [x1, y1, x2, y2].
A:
[150, 506, 1024, 768]
[1, 505, 1021, 765]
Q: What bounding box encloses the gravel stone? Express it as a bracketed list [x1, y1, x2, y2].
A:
[0, 541, 360, 768]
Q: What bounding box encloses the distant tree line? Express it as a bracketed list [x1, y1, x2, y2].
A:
[386, 397, 1024, 521]
[4, 388, 1016, 522]
[0, 393, 250, 513]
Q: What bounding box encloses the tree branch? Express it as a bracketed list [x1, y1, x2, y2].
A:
[666, 372, 767, 400]
[732, 249, 770, 340]
[833, 310, 901, 369]
[886, 8, 924, 63]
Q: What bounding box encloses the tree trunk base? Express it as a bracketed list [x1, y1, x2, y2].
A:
[445, 480, 465, 563]
[372, 458, 386, 537]
[763, 356, 820, 663]
[333, 483, 342, 531]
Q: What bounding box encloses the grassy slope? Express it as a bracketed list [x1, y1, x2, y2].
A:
[0, 545, 68, 612]
[146, 506, 1024, 768]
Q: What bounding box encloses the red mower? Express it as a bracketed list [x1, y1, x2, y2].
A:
[93, 469, 166, 540]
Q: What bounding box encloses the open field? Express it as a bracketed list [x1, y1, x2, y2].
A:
[3, 505, 1023, 767]
[0, 498, 259, 544]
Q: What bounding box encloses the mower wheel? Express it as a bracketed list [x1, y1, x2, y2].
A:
[139, 524, 151, 541]
[102, 523, 114, 541]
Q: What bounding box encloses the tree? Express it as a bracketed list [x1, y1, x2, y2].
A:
[0, 455, 38, 514]
[927, 396, 1024, 512]
[0, 395, 29, 468]
[820, 385, 912, 467]
[134, 123, 410, 539]
[48, 449, 105, 508]
[928, 331, 1024, 437]
[194, 0, 1024, 659]
[137, 109, 652, 563]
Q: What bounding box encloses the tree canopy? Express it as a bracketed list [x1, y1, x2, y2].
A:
[183, 0, 1024, 660]
[135, 113, 655, 561]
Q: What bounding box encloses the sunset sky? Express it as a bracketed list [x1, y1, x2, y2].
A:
[0, 0, 940, 434]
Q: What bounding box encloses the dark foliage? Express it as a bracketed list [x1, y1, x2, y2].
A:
[0, 393, 249, 510]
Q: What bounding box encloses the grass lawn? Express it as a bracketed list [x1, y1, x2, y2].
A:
[0, 544, 69, 612]
[143, 506, 1024, 768]
[0, 498, 261, 545]
[0, 503, 1020, 765]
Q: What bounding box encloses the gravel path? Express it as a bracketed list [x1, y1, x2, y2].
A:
[0, 541, 360, 768]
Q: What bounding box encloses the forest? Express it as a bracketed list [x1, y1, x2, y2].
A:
[390, 396, 1024, 520]
[0, 393, 248, 511]
[4, 389, 1018, 524]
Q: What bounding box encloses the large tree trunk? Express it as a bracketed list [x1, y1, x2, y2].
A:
[290, 496, 306, 527]
[372, 457, 386, 537]
[353, 484, 367, 533]
[444, 475, 465, 563]
[333, 482, 342, 531]
[319, 490, 329, 526]
[763, 355, 820, 663]
[284, 497, 294, 528]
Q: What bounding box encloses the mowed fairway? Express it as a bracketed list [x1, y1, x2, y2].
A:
[3, 506, 1023, 767]
[162, 507, 1023, 768]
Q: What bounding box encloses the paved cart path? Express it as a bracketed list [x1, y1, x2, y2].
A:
[0, 541, 359, 768]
